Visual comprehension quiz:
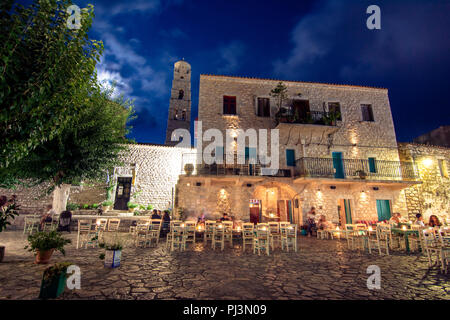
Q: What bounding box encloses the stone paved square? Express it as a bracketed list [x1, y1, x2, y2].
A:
[0, 231, 448, 300]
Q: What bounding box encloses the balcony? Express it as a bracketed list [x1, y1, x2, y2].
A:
[276, 111, 339, 126]
[294, 157, 419, 181]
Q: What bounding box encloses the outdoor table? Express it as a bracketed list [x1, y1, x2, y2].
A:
[391, 228, 419, 253]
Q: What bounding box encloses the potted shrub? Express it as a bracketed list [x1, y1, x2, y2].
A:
[24, 231, 71, 264]
[38, 262, 72, 299]
[355, 170, 367, 179]
[99, 240, 123, 268]
[102, 200, 113, 212]
[184, 163, 194, 176]
[127, 202, 138, 213]
[0, 195, 20, 262]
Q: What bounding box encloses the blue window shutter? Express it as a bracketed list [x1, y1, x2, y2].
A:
[286, 149, 295, 166]
[215, 146, 224, 161]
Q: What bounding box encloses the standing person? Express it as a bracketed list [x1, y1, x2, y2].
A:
[306, 207, 317, 237]
[429, 215, 442, 228]
[162, 210, 171, 236]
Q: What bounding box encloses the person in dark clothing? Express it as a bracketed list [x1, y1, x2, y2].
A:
[161, 210, 171, 237]
[151, 209, 161, 219]
[220, 213, 231, 221]
[57, 210, 72, 232]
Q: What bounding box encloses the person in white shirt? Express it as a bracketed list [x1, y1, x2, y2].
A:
[414, 213, 425, 227]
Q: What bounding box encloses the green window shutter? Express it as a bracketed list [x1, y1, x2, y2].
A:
[368, 157, 376, 173]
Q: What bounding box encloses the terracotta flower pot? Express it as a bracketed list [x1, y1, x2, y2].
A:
[35, 249, 55, 264]
[0, 246, 5, 263]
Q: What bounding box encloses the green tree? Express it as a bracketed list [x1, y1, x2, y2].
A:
[0, 0, 103, 169]
[269, 82, 288, 112]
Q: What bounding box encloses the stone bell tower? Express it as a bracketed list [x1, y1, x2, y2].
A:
[165, 59, 191, 146]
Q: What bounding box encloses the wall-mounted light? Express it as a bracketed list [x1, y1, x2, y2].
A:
[422, 158, 433, 168]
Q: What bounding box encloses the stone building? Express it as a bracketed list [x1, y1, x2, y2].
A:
[175, 75, 421, 225]
[399, 142, 449, 222]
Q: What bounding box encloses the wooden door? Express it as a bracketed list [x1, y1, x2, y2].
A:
[114, 177, 132, 210]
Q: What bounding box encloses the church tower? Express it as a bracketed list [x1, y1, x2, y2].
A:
[165, 60, 191, 146]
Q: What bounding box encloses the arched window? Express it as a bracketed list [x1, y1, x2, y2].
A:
[178, 89, 184, 99]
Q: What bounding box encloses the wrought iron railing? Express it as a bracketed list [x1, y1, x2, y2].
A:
[277, 110, 339, 126]
[193, 163, 292, 177]
[294, 157, 418, 181]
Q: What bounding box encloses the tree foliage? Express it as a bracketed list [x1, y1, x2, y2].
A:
[0, 0, 103, 168]
[0, 0, 136, 192]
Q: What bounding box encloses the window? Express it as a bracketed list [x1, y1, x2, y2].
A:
[438, 159, 448, 178]
[257, 98, 270, 117]
[178, 90, 184, 100]
[361, 104, 374, 121]
[223, 96, 237, 115]
[368, 157, 377, 173]
[328, 102, 342, 120]
[286, 149, 296, 167]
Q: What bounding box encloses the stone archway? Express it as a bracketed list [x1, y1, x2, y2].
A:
[251, 181, 299, 223]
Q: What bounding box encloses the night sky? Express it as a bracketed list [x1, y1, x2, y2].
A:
[19, 0, 450, 143]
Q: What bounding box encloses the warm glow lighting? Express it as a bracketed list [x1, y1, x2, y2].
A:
[269, 213, 274, 218]
[218, 224, 223, 229]
[336, 226, 340, 230]
[368, 226, 373, 231]
[197, 226, 202, 231]
[181, 223, 185, 227]
[262, 227, 267, 231]
[237, 226, 241, 232]
[402, 225, 407, 231]
[422, 158, 433, 168]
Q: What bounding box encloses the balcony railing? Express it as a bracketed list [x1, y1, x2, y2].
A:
[193, 163, 292, 177]
[276, 111, 339, 126]
[294, 157, 418, 181]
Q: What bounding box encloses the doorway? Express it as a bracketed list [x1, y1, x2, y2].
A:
[113, 177, 132, 210]
[338, 199, 352, 226]
[292, 100, 310, 122]
[376, 200, 392, 221]
[249, 200, 261, 224]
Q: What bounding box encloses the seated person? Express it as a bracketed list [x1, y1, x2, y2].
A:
[414, 213, 425, 227]
[428, 215, 442, 228]
[40, 204, 55, 230]
[151, 209, 161, 219]
[220, 213, 231, 221]
[58, 210, 72, 232]
[389, 213, 400, 226]
[317, 215, 333, 230]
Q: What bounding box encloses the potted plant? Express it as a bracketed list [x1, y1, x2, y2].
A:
[65, 202, 79, 211]
[102, 200, 113, 212]
[127, 202, 138, 213]
[99, 240, 123, 268]
[24, 231, 71, 264]
[0, 195, 20, 262]
[355, 170, 367, 179]
[184, 163, 194, 176]
[38, 262, 72, 299]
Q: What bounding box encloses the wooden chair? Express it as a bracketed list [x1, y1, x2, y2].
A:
[422, 229, 442, 268]
[242, 223, 254, 251]
[23, 215, 40, 234]
[268, 222, 281, 250]
[95, 218, 108, 232]
[107, 219, 121, 232]
[76, 220, 97, 249]
[316, 228, 328, 240]
[367, 226, 390, 255]
[212, 223, 225, 251]
[147, 219, 162, 247]
[222, 221, 233, 247]
[281, 224, 298, 252]
[204, 220, 215, 243]
[184, 221, 196, 245]
[253, 224, 270, 255]
[135, 222, 150, 248]
[170, 225, 186, 251]
[166, 220, 183, 249]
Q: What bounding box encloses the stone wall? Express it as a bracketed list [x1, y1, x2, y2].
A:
[113, 143, 195, 210]
[399, 143, 450, 221]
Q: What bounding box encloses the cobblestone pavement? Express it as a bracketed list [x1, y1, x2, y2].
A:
[0, 231, 448, 300]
